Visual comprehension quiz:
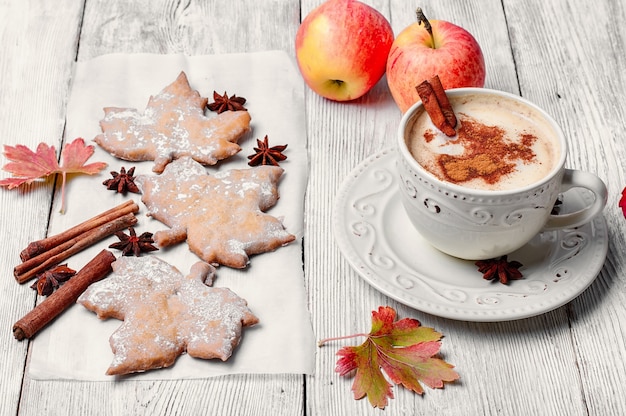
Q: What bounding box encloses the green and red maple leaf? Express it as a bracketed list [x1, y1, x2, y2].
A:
[0, 138, 107, 213]
[320, 306, 459, 409]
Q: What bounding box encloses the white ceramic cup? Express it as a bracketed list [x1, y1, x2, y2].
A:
[396, 88, 608, 260]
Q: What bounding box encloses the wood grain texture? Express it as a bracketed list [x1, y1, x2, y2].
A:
[19, 374, 304, 416]
[2, 0, 626, 415]
[505, 2, 626, 414]
[0, 1, 84, 415]
[78, 0, 300, 60]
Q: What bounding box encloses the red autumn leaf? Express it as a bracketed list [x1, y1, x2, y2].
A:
[0, 138, 107, 213]
[619, 187, 626, 217]
[320, 306, 459, 409]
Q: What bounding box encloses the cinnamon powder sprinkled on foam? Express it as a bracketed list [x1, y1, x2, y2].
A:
[438, 116, 538, 185]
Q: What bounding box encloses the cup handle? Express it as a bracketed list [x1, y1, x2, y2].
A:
[543, 169, 608, 231]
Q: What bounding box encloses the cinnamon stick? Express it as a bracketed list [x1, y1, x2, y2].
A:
[13, 249, 116, 341]
[20, 200, 139, 261]
[416, 75, 457, 137]
[14, 213, 136, 284]
[427, 75, 457, 129]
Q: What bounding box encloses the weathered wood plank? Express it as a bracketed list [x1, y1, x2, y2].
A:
[0, 1, 84, 415]
[77, 0, 300, 61]
[505, 1, 626, 415]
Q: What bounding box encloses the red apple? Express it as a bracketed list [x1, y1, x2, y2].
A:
[387, 9, 485, 113]
[295, 0, 393, 101]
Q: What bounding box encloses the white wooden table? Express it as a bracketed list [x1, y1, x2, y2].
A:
[2, 1, 625, 415]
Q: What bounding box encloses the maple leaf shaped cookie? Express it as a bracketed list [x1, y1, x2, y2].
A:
[136, 156, 295, 268]
[78, 256, 258, 376]
[94, 72, 251, 173]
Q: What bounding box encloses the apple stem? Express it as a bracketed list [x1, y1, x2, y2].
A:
[416, 7, 436, 48]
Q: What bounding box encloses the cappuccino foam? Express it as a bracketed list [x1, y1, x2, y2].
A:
[406, 93, 560, 191]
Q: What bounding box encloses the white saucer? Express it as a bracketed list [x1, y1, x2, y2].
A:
[333, 148, 608, 322]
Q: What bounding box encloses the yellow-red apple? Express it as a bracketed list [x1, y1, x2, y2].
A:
[387, 9, 485, 113]
[295, 0, 393, 101]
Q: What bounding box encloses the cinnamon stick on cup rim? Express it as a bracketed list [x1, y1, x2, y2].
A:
[415, 75, 457, 137]
[13, 249, 116, 341]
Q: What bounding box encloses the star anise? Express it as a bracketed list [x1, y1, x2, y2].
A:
[109, 227, 159, 257]
[475, 255, 523, 285]
[207, 91, 247, 113]
[103, 166, 140, 194]
[247, 136, 288, 167]
[30, 264, 76, 296]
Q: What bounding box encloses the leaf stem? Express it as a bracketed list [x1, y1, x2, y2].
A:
[416, 7, 436, 48]
[60, 171, 67, 214]
[318, 333, 368, 347]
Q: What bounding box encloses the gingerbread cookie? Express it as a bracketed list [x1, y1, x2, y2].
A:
[136, 156, 295, 268]
[94, 72, 251, 173]
[77, 256, 258, 375]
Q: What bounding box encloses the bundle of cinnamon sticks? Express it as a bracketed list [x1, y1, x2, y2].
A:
[12, 200, 140, 340]
[416, 75, 457, 137]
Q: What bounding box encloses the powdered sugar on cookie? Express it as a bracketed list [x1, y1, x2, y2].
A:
[77, 256, 258, 376]
[94, 72, 251, 173]
[136, 156, 295, 268]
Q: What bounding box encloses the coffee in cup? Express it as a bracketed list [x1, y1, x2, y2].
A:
[407, 92, 559, 191]
[396, 88, 607, 260]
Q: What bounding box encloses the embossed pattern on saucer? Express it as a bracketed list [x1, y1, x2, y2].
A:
[333, 148, 608, 322]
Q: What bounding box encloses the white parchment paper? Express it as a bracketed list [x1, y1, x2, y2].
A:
[27, 51, 316, 380]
